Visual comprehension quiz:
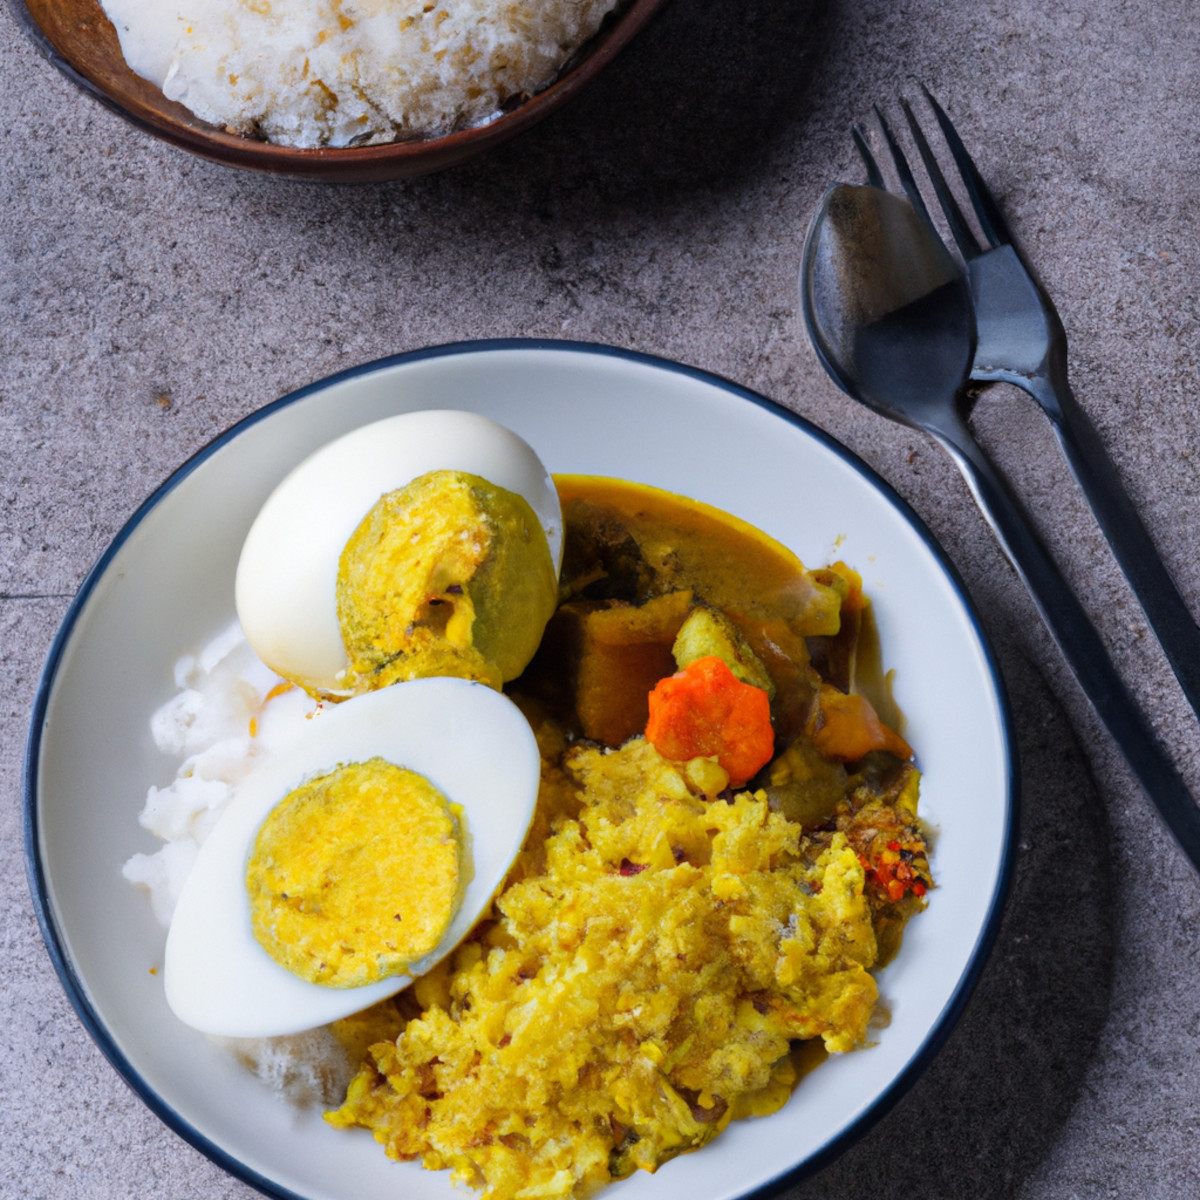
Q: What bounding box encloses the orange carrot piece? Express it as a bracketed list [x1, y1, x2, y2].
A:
[807, 683, 912, 763]
[645, 655, 774, 787]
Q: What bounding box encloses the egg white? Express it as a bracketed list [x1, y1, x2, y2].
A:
[163, 676, 541, 1038]
[235, 410, 563, 695]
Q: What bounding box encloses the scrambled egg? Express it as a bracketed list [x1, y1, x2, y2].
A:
[326, 733, 880, 1198]
[247, 758, 461, 988]
[337, 471, 558, 694]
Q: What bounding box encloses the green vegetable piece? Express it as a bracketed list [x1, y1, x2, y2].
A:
[672, 606, 775, 699]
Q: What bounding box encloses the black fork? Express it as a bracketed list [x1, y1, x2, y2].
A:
[857, 87, 1200, 724]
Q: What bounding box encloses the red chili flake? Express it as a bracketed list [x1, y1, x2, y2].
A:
[860, 842, 930, 903]
[618, 858, 648, 876]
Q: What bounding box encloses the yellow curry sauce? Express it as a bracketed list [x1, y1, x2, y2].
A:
[324, 477, 932, 1199]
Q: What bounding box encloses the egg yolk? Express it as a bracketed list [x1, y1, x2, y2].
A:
[336, 469, 558, 694]
[246, 757, 462, 988]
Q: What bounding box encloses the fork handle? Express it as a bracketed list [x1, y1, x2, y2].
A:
[1028, 372, 1200, 719]
[932, 414, 1200, 873]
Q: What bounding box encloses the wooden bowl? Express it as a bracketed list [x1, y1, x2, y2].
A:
[11, 0, 665, 181]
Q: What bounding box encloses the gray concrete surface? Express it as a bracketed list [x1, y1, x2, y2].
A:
[4, 0, 1200, 1196]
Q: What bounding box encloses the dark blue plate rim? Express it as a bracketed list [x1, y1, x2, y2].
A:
[24, 337, 1019, 1200]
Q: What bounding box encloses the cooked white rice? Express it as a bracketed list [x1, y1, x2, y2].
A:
[100, 0, 621, 147]
[124, 624, 353, 1103]
[122, 620, 310, 926]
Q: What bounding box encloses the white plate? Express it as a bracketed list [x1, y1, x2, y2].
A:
[25, 341, 1016, 1200]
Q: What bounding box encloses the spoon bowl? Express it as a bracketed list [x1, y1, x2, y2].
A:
[801, 183, 976, 433]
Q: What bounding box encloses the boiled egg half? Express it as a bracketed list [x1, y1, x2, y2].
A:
[235, 410, 563, 697]
[163, 676, 540, 1038]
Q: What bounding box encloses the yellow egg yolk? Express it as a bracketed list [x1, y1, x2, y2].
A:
[336, 469, 558, 694]
[246, 757, 462, 989]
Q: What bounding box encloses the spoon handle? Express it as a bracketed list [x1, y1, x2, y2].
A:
[982, 365, 1200, 724]
[934, 416, 1200, 871]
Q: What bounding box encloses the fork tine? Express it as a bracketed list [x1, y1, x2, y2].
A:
[899, 98, 984, 260]
[919, 85, 1014, 248]
[872, 105, 935, 230]
[851, 123, 885, 190]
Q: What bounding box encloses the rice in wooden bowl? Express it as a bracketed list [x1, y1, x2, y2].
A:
[11, 0, 664, 180]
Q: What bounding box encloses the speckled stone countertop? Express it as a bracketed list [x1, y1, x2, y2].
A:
[4, 0, 1200, 1197]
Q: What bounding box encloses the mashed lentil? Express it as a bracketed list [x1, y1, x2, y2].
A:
[325, 731, 882, 1199]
